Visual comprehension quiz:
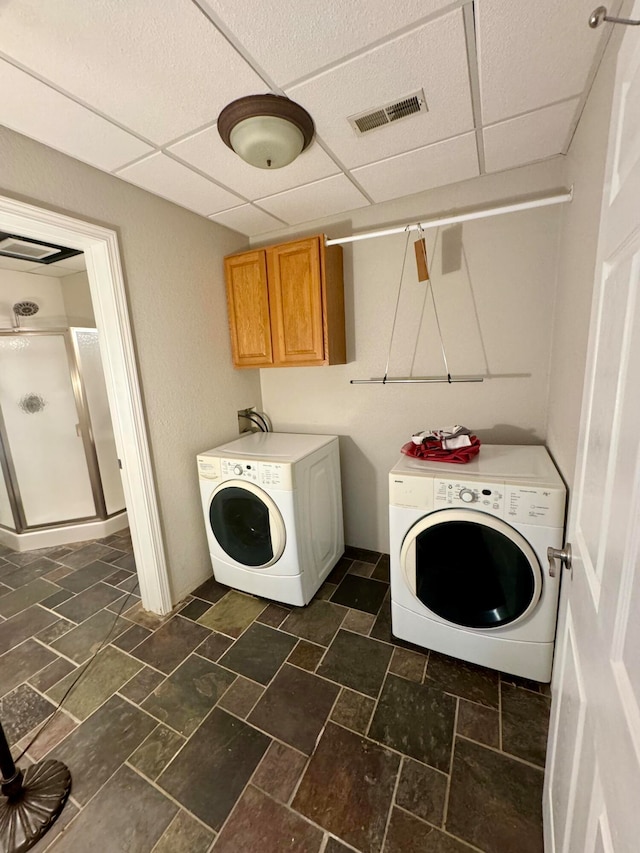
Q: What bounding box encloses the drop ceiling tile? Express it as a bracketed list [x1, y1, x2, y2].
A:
[52, 255, 87, 272]
[168, 126, 340, 200]
[200, 0, 454, 84]
[27, 265, 79, 277]
[476, 0, 606, 124]
[286, 9, 474, 169]
[483, 99, 579, 174]
[0, 257, 42, 273]
[116, 154, 244, 217]
[0, 0, 266, 145]
[256, 175, 369, 225]
[209, 205, 285, 237]
[352, 133, 479, 203]
[0, 59, 152, 171]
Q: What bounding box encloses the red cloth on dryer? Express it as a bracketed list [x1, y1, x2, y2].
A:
[401, 436, 481, 463]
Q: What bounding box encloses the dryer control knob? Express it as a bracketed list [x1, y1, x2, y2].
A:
[233, 464, 243, 476]
[459, 488, 476, 503]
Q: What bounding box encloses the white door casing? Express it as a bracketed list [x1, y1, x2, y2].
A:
[0, 194, 172, 615]
[544, 7, 640, 852]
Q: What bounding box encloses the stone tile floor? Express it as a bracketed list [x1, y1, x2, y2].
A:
[0, 533, 551, 853]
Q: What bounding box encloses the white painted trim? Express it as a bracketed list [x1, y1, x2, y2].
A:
[0, 193, 172, 614]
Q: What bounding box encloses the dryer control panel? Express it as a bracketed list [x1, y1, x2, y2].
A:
[434, 479, 505, 514]
[217, 458, 293, 490]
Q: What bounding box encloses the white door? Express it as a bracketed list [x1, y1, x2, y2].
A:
[543, 8, 640, 853]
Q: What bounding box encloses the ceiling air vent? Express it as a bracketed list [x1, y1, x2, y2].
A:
[0, 233, 83, 264]
[349, 90, 428, 136]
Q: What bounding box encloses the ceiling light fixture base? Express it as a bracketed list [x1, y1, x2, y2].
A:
[218, 94, 315, 170]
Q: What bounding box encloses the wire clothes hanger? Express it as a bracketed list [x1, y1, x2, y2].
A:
[350, 224, 484, 385]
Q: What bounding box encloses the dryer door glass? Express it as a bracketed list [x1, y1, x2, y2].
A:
[209, 486, 273, 566]
[415, 519, 536, 628]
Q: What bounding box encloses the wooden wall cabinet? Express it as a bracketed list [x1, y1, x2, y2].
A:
[224, 235, 345, 368]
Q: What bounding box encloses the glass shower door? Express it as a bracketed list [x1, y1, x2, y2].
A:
[0, 334, 96, 526]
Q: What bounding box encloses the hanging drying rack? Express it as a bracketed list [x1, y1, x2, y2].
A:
[331, 188, 573, 385]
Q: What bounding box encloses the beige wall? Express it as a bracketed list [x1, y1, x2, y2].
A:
[0, 126, 261, 602]
[257, 159, 567, 552]
[546, 32, 621, 492]
[62, 269, 96, 327]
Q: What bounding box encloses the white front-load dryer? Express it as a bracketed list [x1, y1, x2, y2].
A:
[197, 432, 344, 606]
[389, 445, 566, 681]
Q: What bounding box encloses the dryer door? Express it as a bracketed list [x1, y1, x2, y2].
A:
[209, 481, 286, 568]
[400, 509, 543, 629]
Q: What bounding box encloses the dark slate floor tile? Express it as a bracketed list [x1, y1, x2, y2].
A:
[383, 808, 471, 852]
[281, 599, 346, 646]
[0, 683, 56, 746]
[110, 552, 137, 572]
[325, 839, 355, 853]
[152, 809, 214, 853]
[257, 602, 291, 628]
[3, 550, 40, 567]
[425, 651, 500, 709]
[330, 688, 375, 734]
[104, 567, 132, 586]
[217, 676, 264, 718]
[111, 622, 152, 652]
[192, 575, 229, 604]
[447, 738, 544, 853]
[318, 630, 392, 697]
[132, 615, 210, 674]
[35, 618, 74, 646]
[128, 724, 186, 780]
[47, 645, 142, 720]
[41, 588, 74, 609]
[370, 589, 393, 643]
[371, 554, 390, 583]
[369, 674, 456, 771]
[0, 577, 60, 618]
[49, 694, 157, 805]
[142, 654, 235, 736]
[2, 557, 58, 588]
[28, 656, 76, 693]
[0, 606, 57, 655]
[287, 639, 325, 672]
[348, 560, 375, 578]
[179, 598, 211, 621]
[396, 757, 448, 826]
[197, 590, 266, 637]
[330, 574, 388, 615]
[23, 708, 77, 762]
[51, 608, 129, 662]
[327, 556, 352, 584]
[389, 647, 427, 682]
[500, 671, 546, 694]
[501, 683, 551, 766]
[344, 545, 380, 564]
[0, 638, 56, 697]
[249, 664, 340, 754]
[215, 784, 323, 853]
[196, 631, 234, 662]
[119, 666, 166, 704]
[53, 582, 122, 623]
[457, 698, 500, 749]
[252, 740, 308, 803]
[57, 559, 120, 593]
[219, 622, 297, 684]
[316, 581, 338, 600]
[293, 722, 400, 853]
[342, 609, 376, 635]
[158, 707, 270, 830]
[59, 542, 116, 570]
[48, 764, 177, 853]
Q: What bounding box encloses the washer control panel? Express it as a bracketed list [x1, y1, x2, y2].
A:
[434, 479, 505, 514]
[216, 458, 293, 490]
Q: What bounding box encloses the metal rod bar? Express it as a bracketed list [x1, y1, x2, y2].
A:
[383, 228, 411, 383]
[350, 376, 485, 384]
[589, 6, 640, 27]
[325, 189, 573, 247]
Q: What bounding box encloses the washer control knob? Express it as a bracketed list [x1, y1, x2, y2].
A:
[233, 464, 243, 476]
[459, 488, 476, 503]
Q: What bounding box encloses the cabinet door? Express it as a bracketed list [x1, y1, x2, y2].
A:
[225, 250, 273, 367]
[267, 237, 325, 365]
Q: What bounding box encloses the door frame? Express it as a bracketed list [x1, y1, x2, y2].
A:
[0, 192, 172, 614]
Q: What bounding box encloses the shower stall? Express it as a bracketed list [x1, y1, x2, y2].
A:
[0, 326, 127, 551]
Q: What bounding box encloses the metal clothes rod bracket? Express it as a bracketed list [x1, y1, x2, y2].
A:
[350, 376, 485, 384]
[589, 6, 640, 27]
[324, 188, 573, 247]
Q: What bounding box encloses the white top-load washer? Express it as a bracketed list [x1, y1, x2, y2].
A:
[197, 432, 344, 606]
[389, 445, 566, 681]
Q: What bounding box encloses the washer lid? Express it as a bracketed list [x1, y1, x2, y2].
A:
[390, 444, 564, 487]
[203, 432, 336, 463]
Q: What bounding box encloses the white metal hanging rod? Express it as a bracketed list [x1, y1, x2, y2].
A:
[325, 188, 573, 247]
[350, 376, 485, 384]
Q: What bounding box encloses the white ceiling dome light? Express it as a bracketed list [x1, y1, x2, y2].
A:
[217, 94, 315, 169]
